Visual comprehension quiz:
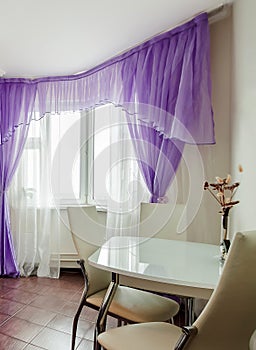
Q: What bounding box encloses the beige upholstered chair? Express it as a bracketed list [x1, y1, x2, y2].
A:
[67, 206, 180, 350]
[98, 230, 256, 350]
[139, 203, 187, 241]
[250, 330, 256, 350]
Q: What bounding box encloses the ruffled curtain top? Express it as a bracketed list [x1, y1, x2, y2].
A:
[0, 12, 214, 146]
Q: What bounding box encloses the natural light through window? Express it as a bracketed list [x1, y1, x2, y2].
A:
[16, 104, 148, 209]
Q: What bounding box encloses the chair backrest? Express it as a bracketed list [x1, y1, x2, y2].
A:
[139, 203, 187, 241]
[67, 206, 111, 296]
[187, 230, 256, 350]
[250, 330, 256, 350]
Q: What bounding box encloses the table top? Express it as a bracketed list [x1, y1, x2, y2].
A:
[89, 236, 221, 299]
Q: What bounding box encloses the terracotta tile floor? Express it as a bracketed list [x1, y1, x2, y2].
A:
[0, 270, 117, 350]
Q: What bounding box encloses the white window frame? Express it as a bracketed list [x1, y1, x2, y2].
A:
[23, 105, 147, 209]
[23, 111, 90, 207]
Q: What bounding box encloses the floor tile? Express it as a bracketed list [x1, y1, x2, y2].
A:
[106, 316, 119, 329]
[18, 282, 51, 295]
[80, 306, 98, 322]
[0, 317, 43, 342]
[40, 286, 77, 301]
[76, 338, 94, 350]
[0, 270, 158, 349]
[0, 285, 12, 297]
[0, 312, 10, 325]
[30, 295, 66, 313]
[0, 278, 24, 290]
[3, 288, 38, 304]
[47, 314, 73, 334]
[0, 299, 25, 316]
[24, 345, 46, 350]
[69, 291, 83, 303]
[76, 320, 95, 341]
[15, 305, 56, 326]
[59, 301, 80, 317]
[47, 313, 95, 340]
[0, 333, 26, 350]
[31, 327, 80, 350]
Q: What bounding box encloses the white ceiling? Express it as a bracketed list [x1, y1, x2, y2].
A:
[0, 0, 226, 78]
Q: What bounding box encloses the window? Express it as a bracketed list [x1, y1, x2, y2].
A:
[50, 111, 85, 205]
[92, 104, 149, 209]
[93, 105, 111, 206]
[22, 111, 86, 206]
[19, 105, 148, 208]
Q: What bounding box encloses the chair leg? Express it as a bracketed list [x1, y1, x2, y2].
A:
[174, 326, 198, 350]
[71, 260, 89, 350]
[183, 297, 194, 326]
[94, 317, 107, 350]
[94, 277, 119, 350]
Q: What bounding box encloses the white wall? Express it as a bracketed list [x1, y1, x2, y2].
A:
[230, 0, 256, 234]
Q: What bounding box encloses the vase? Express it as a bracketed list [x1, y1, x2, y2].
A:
[220, 207, 231, 262]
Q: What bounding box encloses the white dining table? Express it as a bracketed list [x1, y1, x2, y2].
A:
[88, 236, 221, 349]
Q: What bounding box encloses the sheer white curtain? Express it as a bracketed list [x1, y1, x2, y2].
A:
[8, 116, 60, 278]
[96, 106, 216, 244]
[100, 106, 150, 240]
[102, 105, 215, 243]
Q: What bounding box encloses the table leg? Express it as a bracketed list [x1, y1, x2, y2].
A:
[94, 273, 119, 350]
[184, 297, 194, 326]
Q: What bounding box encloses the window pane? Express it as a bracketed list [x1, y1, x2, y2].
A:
[93, 105, 111, 205]
[92, 104, 149, 207]
[50, 112, 81, 202]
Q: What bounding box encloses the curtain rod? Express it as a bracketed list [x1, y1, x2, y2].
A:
[208, 3, 226, 18]
[207, 4, 231, 23]
[161, 3, 230, 31]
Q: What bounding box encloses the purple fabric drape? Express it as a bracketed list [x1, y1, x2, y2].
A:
[121, 13, 213, 145]
[0, 12, 214, 276]
[0, 12, 214, 146]
[0, 82, 37, 276]
[123, 13, 212, 202]
[128, 120, 184, 202]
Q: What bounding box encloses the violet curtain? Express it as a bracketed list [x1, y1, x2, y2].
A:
[0, 12, 214, 276]
[0, 82, 37, 276]
[1, 13, 213, 145]
[121, 13, 214, 145]
[123, 12, 213, 202]
[127, 120, 184, 203]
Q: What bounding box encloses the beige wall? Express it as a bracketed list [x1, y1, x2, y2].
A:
[230, 0, 256, 234]
[231, 3, 256, 344]
[195, 0, 256, 242]
[210, 12, 232, 175]
[197, 1, 256, 242]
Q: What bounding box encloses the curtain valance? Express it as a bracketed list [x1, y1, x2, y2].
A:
[0, 12, 215, 146]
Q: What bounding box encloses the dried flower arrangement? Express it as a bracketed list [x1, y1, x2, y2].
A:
[203, 165, 243, 260]
[203, 174, 240, 214]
